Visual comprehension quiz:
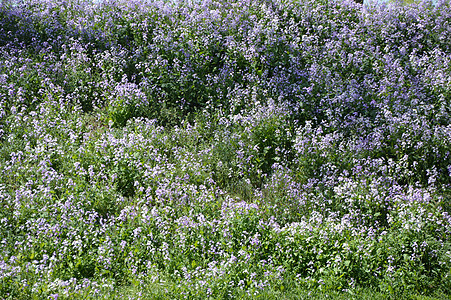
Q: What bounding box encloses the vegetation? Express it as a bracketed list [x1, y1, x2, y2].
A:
[0, 0, 450, 298]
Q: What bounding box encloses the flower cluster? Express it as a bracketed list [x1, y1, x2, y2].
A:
[1, 0, 450, 298]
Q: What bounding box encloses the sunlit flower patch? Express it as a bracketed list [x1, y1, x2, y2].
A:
[0, 0, 450, 298]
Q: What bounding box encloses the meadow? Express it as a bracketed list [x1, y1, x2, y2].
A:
[0, 0, 450, 298]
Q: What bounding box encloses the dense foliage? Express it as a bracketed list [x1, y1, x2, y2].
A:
[1, 0, 450, 298]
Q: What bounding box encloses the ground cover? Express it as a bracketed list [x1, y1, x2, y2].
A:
[0, 0, 450, 298]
